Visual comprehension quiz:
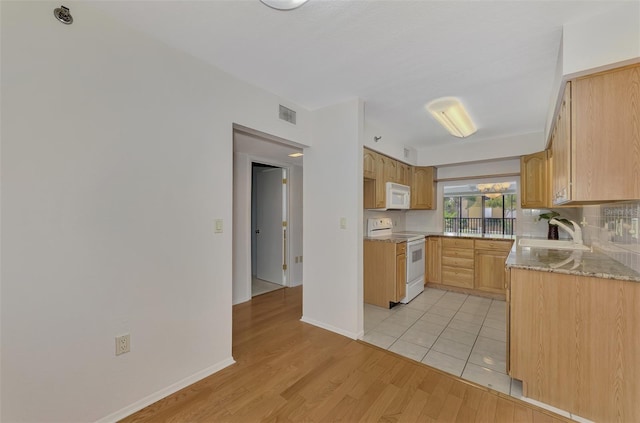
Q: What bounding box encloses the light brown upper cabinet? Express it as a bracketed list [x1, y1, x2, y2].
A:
[551, 82, 572, 204]
[363, 147, 387, 208]
[397, 162, 411, 186]
[411, 166, 437, 210]
[363, 148, 378, 180]
[520, 150, 550, 208]
[382, 155, 398, 184]
[363, 147, 431, 209]
[551, 64, 640, 204]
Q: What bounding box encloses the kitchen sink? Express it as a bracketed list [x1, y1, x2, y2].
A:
[518, 238, 592, 251]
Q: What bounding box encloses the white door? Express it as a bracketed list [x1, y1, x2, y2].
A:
[255, 167, 285, 284]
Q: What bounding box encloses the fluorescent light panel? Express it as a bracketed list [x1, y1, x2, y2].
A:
[427, 97, 477, 138]
[260, 0, 309, 10]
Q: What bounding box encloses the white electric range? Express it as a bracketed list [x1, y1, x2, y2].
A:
[366, 218, 426, 304]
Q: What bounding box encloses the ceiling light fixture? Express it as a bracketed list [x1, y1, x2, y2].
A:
[426, 97, 477, 138]
[288, 152, 303, 158]
[260, 0, 309, 10]
[477, 182, 511, 198]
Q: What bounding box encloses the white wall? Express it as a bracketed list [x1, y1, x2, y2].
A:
[233, 153, 253, 305]
[416, 132, 544, 166]
[302, 99, 364, 339]
[562, 2, 640, 78]
[1, 2, 314, 421]
[363, 120, 417, 164]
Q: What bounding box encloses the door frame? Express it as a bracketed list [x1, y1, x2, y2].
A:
[251, 161, 290, 287]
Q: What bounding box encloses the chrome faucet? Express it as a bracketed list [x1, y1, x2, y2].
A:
[549, 218, 583, 244]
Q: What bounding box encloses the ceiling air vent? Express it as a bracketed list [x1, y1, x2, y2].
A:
[279, 105, 296, 125]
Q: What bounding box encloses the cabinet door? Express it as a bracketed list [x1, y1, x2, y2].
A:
[520, 150, 549, 208]
[426, 237, 441, 284]
[411, 166, 436, 210]
[395, 253, 406, 302]
[474, 249, 508, 294]
[552, 82, 572, 205]
[383, 156, 398, 184]
[374, 154, 386, 208]
[363, 148, 377, 180]
[397, 163, 410, 186]
[573, 64, 640, 201]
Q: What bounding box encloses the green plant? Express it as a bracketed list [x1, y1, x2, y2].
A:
[537, 211, 570, 226]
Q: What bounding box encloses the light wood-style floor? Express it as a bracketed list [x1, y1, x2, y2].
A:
[122, 287, 570, 422]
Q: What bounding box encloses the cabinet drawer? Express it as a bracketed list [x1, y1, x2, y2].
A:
[441, 256, 474, 269]
[475, 239, 513, 252]
[442, 238, 474, 249]
[441, 266, 474, 288]
[396, 242, 406, 255]
[441, 247, 474, 260]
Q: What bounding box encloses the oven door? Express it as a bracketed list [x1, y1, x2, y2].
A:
[406, 238, 425, 282]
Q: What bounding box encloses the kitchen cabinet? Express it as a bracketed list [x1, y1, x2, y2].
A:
[364, 240, 406, 308]
[440, 238, 474, 289]
[551, 82, 572, 204]
[520, 150, 550, 208]
[509, 268, 640, 423]
[426, 236, 441, 284]
[551, 64, 640, 204]
[363, 148, 386, 209]
[363, 148, 378, 180]
[397, 162, 410, 186]
[427, 237, 512, 297]
[382, 155, 398, 184]
[363, 148, 414, 209]
[474, 239, 512, 294]
[410, 166, 437, 210]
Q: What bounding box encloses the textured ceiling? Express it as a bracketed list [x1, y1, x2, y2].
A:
[93, 0, 628, 149]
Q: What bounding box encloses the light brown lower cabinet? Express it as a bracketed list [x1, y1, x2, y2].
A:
[509, 268, 640, 423]
[431, 237, 513, 297]
[364, 240, 406, 308]
[426, 237, 441, 284]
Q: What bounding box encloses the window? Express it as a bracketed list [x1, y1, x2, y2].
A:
[443, 183, 517, 236]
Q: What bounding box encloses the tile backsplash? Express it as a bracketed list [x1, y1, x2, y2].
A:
[579, 202, 640, 273]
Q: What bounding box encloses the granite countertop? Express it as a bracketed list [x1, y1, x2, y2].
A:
[507, 241, 640, 282]
[364, 232, 516, 243]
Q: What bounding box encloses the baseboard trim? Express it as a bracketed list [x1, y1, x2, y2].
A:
[94, 357, 236, 423]
[233, 295, 252, 305]
[300, 316, 360, 340]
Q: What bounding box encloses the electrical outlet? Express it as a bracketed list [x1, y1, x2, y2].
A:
[115, 334, 130, 356]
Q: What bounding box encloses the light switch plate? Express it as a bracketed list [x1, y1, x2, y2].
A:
[340, 217, 347, 229]
[214, 219, 223, 234]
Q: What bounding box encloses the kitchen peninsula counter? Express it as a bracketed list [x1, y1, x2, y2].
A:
[506, 241, 640, 282]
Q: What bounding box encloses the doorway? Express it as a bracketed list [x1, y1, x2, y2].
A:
[232, 124, 304, 305]
[251, 162, 287, 296]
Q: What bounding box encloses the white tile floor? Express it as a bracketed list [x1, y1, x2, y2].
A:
[363, 287, 593, 422]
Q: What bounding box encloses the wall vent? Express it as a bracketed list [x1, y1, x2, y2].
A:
[404, 148, 410, 159]
[279, 105, 297, 124]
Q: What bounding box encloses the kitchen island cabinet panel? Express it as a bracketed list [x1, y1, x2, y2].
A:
[509, 268, 640, 423]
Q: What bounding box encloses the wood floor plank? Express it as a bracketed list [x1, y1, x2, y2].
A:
[122, 286, 571, 423]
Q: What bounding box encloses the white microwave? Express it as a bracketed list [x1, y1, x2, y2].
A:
[384, 182, 411, 209]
